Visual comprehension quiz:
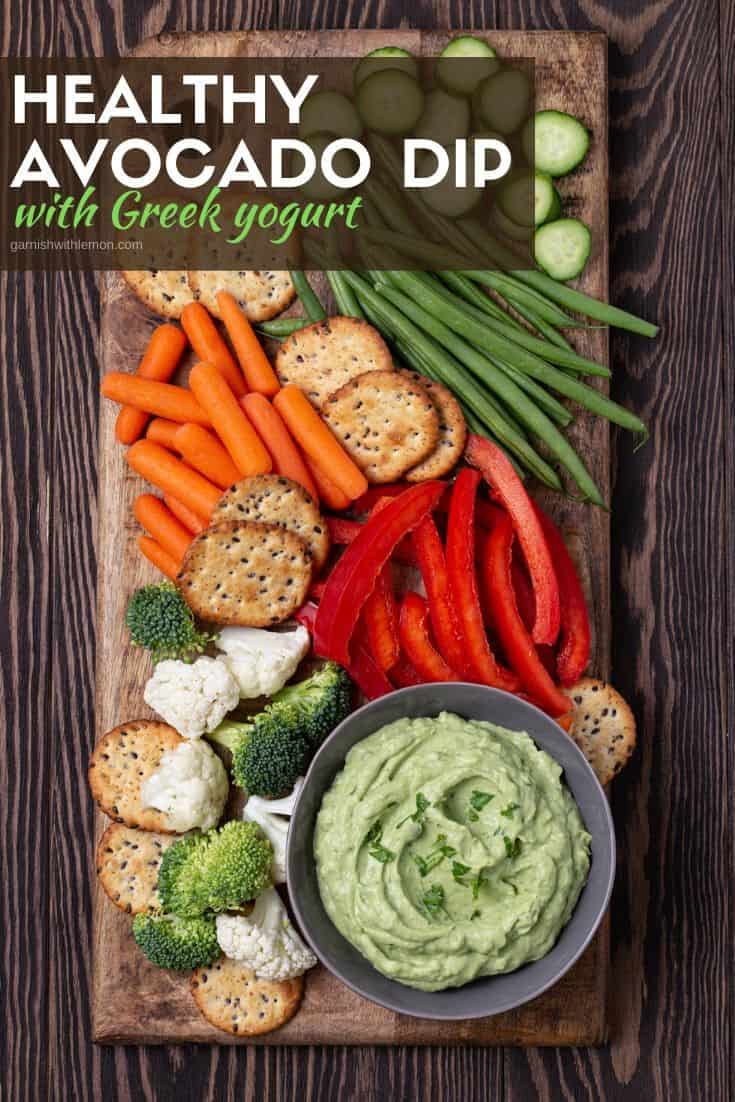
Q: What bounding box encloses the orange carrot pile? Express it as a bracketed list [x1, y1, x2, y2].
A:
[181, 302, 247, 397]
[115, 324, 187, 445]
[217, 292, 280, 396]
[102, 304, 372, 578]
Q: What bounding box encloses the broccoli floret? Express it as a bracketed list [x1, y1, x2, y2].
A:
[233, 708, 311, 797]
[207, 663, 352, 797]
[126, 581, 217, 663]
[132, 912, 219, 970]
[158, 820, 273, 918]
[271, 662, 353, 748]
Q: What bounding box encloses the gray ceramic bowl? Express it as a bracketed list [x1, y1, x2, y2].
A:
[286, 683, 615, 1020]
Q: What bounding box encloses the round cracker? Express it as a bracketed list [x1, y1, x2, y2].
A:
[191, 957, 304, 1036]
[122, 270, 193, 319]
[96, 823, 175, 915]
[177, 520, 312, 627]
[399, 370, 467, 482]
[566, 678, 637, 786]
[188, 270, 295, 323]
[88, 721, 183, 832]
[322, 370, 440, 483]
[275, 316, 394, 408]
[212, 475, 329, 570]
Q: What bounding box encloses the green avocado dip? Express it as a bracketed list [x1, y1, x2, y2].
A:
[314, 713, 591, 992]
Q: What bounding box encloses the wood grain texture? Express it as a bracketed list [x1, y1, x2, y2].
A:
[0, 0, 731, 1100]
[94, 27, 609, 1048]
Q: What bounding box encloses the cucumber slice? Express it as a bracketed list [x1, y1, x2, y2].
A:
[416, 145, 482, 218]
[491, 203, 534, 243]
[522, 110, 590, 177]
[534, 217, 591, 280]
[473, 69, 532, 134]
[299, 91, 363, 141]
[498, 171, 556, 227]
[299, 133, 361, 201]
[354, 47, 418, 89]
[544, 186, 562, 223]
[414, 88, 470, 145]
[437, 35, 499, 96]
[356, 69, 425, 135]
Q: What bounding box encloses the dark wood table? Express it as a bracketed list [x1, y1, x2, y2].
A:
[1, 2, 732, 1100]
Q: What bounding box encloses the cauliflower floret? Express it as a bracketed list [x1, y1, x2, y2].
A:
[216, 888, 316, 981]
[144, 656, 239, 740]
[140, 740, 229, 832]
[241, 779, 304, 884]
[216, 624, 310, 700]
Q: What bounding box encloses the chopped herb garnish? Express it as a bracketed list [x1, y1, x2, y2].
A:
[470, 909, 481, 921]
[451, 860, 472, 882]
[468, 790, 494, 821]
[363, 821, 395, 863]
[500, 877, 519, 895]
[503, 835, 522, 860]
[500, 801, 520, 818]
[397, 792, 431, 828]
[471, 872, 486, 900]
[422, 884, 447, 918]
[413, 834, 456, 877]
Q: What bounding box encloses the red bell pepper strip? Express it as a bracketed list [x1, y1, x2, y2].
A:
[362, 564, 400, 671]
[352, 483, 411, 512]
[482, 514, 570, 716]
[446, 469, 520, 691]
[465, 434, 560, 646]
[348, 636, 395, 699]
[326, 516, 364, 544]
[295, 600, 318, 633]
[534, 506, 591, 685]
[413, 516, 470, 676]
[390, 656, 424, 688]
[398, 592, 460, 682]
[314, 481, 445, 665]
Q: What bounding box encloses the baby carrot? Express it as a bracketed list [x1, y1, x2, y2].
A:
[181, 302, 247, 397]
[304, 455, 352, 510]
[102, 374, 210, 426]
[115, 324, 187, 445]
[240, 392, 318, 501]
[138, 535, 181, 581]
[273, 385, 368, 501]
[174, 423, 240, 490]
[216, 291, 280, 397]
[146, 418, 181, 450]
[164, 493, 206, 535]
[134, 494, 192, 563]
[127, 440, 221, 520]
[188, 361, 272, 478]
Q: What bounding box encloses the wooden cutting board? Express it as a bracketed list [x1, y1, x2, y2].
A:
[93, 28, 610, 1046]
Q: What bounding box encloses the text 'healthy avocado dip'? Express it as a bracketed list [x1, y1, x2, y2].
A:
[314, 713, 591, 991]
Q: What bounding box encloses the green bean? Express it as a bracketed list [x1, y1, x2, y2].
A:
[255, 318, 309, 338]
[370, 280, 603, 504]
[380, 263, 611, 376]
[438, 271, 518, 328]
[501, 292, 575, 350]
[489, 357, 573, 426]
[289, 269, 326, 322]
[362, 178, 416, 235]
[326, 271, 365, 318]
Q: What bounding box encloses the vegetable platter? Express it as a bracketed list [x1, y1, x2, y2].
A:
[92, 28, 616, 1047]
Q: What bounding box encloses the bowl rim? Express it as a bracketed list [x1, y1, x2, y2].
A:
[286, 682, 616, 1020]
